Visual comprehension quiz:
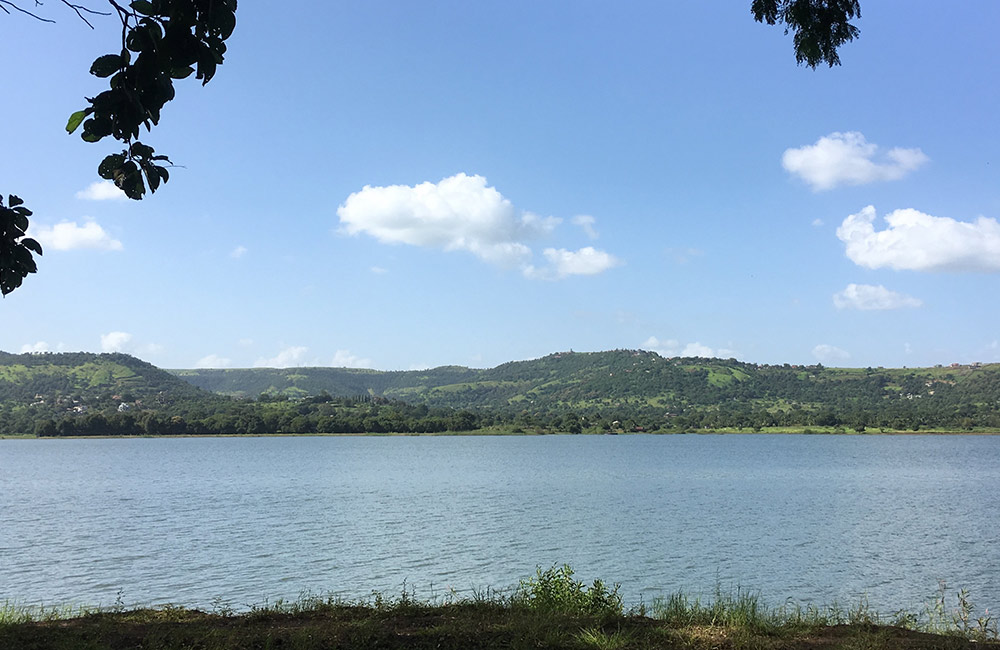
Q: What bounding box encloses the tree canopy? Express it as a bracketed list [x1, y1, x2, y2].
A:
[751, 0, 862, 68]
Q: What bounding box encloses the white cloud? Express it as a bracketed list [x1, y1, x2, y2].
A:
[31, 220, 123, 251]
[682, 342, 715, 357]
[254, 345, 310, 368]
[837, 205, 1000, 272]
[338, 173, 560, 267]
[20, 341, 49, 353]
[812, 218, 824, 228]
[370, 266, 388, 274]
[230, 245, 248, 259]
[332, 349, 373, 368]
[642, 336, 680, 357]
[101, 331, 132, 353]
[75, 181, 126, 201]
[641, 336, 737, 359]
[572, 215, 599, 239]
[238, 338, 254, 347]
[782, 132, 928, 191]
[524, 247, 621, 280]
[812, 344, 850, 362]
[833, 283, 922, 310]
[195, 354, 232, 369]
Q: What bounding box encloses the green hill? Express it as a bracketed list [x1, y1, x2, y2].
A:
[0, 351, 222, 436]
[173, 350, 1000, 431]
[4, 350, 1000, 435]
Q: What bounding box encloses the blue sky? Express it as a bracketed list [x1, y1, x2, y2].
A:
[2, 1, 999, 370]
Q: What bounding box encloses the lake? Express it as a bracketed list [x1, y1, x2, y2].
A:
[1, 434, 997, 615]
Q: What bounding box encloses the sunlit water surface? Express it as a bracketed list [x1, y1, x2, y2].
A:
[2, 435, 997, 613]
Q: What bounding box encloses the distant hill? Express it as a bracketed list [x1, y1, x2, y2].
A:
[4, 350, 1000, 435]
[0, 351, 222, 436]
[173, 350, 1000, 429]
[0, 351, 210, 403]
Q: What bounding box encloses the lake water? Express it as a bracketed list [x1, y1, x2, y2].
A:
[1, 434, 998, 614]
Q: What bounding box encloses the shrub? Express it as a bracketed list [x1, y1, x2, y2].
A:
[514, 564, 623, 617]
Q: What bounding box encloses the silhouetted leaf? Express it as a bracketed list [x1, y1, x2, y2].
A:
[90, 54, 123, 78]
[130, 0, 156, 15]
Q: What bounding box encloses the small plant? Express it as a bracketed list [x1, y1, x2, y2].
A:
[515, 564, 623, 617]
[575, 626, 631, 650]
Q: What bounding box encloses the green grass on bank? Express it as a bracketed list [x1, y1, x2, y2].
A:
[3, 565, 997, 650]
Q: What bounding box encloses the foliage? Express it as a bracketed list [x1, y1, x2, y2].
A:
[1, 0, 237, 296]
[752, 0, 862, 67]
[515, 564, 623, 618]
[2, 575, 997, 650]
[5, 350, 1000, 436]
[0, 195, 42, 296]
[66, 0, 238, 200]
[176, 351, 1000, 434]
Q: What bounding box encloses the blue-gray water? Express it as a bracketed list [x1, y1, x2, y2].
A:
[1, 434, 997, 613]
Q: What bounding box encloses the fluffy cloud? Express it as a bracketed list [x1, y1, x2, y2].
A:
[230, 245, 248, 259]
[195, 354, 233, 369]
[99, 332, 162, 358]
[76, 181, 126, 201]
[254, 345, 311, 368]
[338, 173, 620, 279]
[332, 349, 373, 368]
[20, 341, 50, 353]
[101, 331, 132, 353]
[812, 344, 850, 362]
[783, 132, 928, 191]
[641, 336, 737, 359]
[833, 283, 922, 310]
[31, 220, 123, 251]
[572, 215, 599, 239]
[525, 247, 622, 280]
[338, 173, 557, 267]
[837, 205, 1000, 272]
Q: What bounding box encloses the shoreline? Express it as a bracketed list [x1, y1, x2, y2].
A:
[3, 582, 996, 650]
[4, 427, 1000, 440]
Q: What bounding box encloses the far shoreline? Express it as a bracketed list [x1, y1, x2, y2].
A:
[4, 427, 1000, 440]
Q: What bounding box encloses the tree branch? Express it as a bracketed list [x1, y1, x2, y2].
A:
[0, 0, 56, 22]
[0, 0, 111, 28]
[59, 0, 112, 29]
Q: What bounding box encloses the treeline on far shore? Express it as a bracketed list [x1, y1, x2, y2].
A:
[15, 391, 1000, 438]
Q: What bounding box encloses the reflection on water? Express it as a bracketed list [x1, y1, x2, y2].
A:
[2, 434, 998, 612]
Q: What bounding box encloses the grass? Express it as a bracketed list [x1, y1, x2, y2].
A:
[2, 569, 997, 650]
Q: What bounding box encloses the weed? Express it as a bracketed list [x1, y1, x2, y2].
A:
[575, 626, 631, 650]
[514, 564, 623, 617]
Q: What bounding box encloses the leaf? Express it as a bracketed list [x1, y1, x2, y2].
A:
[170, 65, 195, 79]
[21, 238, 43, 256]
[9, 195, 23, 207]
[65, 109, 91, 134]
[90, 54, 123, 78]
[130, 0, 156, 15]
[98, 153, 126, 180]
[146, 165, 161, 192]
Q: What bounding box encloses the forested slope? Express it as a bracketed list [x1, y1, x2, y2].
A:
[4, 350, 1000, 435]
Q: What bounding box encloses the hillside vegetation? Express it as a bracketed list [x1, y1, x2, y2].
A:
[176, 350, 1000, 432]
[3, 350, 1000, 435]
